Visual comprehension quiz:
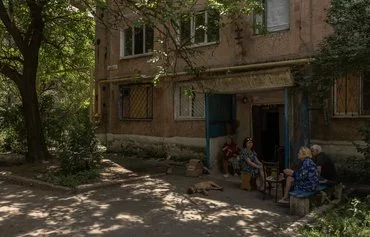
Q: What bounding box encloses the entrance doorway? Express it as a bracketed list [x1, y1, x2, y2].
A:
[252, 105, 283, 161]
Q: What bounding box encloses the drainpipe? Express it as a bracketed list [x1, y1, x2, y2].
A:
[284, 88, 290, 168]
[205, 94, 211, 169]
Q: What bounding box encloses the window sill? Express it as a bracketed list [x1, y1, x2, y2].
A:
[185, 41, 219, 49]
[252, 28, 290, 37]
[175, 117, 205, 121]
[120, 52, 153, 60]
[119, 118, 153, 121]
[332, 115, 370, 119]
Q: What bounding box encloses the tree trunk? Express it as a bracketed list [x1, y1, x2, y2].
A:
[19, 76, 50, 163]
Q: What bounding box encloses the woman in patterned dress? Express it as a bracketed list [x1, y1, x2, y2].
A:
[278, 146, 319, 204]
[240, 137, 264, 191]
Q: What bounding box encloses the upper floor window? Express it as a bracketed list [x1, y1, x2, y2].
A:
[174, 85, 205, 120]
[120, 25, 154, 58]
[180, 9, 220, 46]
[254, 0, 290, 34]
[334, 71, 370, 116]
[118, 85, 153, 120]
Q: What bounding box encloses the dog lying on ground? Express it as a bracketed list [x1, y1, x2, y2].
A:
[187, 181, 223, 196]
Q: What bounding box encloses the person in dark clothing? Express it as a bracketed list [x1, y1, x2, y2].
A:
[311, 144, 337, 186]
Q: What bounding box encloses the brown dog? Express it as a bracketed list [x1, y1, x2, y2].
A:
[187, 181, 224, 196]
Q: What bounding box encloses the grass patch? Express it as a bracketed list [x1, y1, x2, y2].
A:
[41, 169, 101, 188]
[300, 197, 370, 237]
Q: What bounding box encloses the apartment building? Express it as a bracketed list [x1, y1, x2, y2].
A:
[94, 0, 367, 170]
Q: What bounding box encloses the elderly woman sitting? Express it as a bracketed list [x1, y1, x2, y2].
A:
[278, 146, 319, 204]
[240, 137, 264, 191]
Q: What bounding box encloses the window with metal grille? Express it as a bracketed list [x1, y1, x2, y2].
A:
[119, 85, 153, 120]
[180, 9, 220, 46]
[253, 0, 290, 34]
[120, 25, 154, 58]
[174, 85, 205, 120]
[334, 72, 370, 116]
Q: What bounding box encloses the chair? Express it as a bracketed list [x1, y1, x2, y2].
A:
[262, 161, 285, 202]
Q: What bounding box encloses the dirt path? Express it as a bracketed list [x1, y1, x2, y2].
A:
[0, 173, 295, 237]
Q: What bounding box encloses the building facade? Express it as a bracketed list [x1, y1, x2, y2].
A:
[95, 0, 367, 171]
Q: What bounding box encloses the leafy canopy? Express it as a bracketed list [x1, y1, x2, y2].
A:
[309, 0, 370, 100]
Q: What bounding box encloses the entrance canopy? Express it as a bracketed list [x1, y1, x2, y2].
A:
[183, 68, 293, 94]
[201, 67, 293, 170]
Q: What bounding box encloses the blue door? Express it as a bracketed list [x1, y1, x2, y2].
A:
[205, 94, 235, 168]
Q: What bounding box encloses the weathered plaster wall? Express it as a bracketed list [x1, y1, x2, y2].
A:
[99, 0, 332, 80]
[209, 136, 228, 173]
[96, 134, 206, 160]
[310, 109, 366, 141]
[96, 80, 205, 138]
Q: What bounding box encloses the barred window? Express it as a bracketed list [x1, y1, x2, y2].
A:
[254, 0, 290, 34]
[119, 85, 153, 120]
[175, 85, 205, 120]
[334, 72, 370, 116]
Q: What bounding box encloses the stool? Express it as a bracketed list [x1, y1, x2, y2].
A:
[241, 172, 252, 190]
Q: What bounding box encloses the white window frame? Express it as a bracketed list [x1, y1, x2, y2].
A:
[120, 25, 154, 59]
[174, 84, 205, 120]
[179, 10, 220, 47]
[253, 0, 290, 35]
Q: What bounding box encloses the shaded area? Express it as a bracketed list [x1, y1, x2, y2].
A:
[0, 170, 296, 237]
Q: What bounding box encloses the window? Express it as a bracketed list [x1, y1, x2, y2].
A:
[120, 25, 154, 58]
[174, 85, 205, 119]
[180, 9, 220, 46]
[254, 0, 289, 34]
[334, 72, 370, 116]
[119, 85, 153, 119]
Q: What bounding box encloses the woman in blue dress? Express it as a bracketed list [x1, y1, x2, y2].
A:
[278, 146, 319, 204]
[240, 137, 264, 191]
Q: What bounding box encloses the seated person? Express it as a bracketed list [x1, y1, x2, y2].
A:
[240, 137, 264, 191]
[222, 136, 241, 177]
[310, 144, 337, 186]
[187, 181, 224, 196]
[278, 147, 319, 204]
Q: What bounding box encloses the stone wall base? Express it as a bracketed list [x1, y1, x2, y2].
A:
[96, 134, 205, 162]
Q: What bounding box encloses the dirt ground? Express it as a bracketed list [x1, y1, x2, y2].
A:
[0, 155, 297, 237]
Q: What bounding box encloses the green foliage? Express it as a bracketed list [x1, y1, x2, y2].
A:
[43, 169, 100, 188]
[0, 0, 95, 161]
[336, 156, 370, 184]
[300, 197, 370, 237]
[306, 0, 370, 102]
[57, 109, 102, 174]
[356, 121, 370, 160]
[0, 78, 25, 152]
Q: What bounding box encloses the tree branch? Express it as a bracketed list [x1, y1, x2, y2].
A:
[0, 61, 22, 85]
[0, 1, 25, 54]
[25, 0, 44, 52]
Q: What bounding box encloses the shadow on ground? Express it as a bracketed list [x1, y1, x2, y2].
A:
[0, 156, 297, 237]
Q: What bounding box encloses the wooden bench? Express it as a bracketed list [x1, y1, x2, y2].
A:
[289, 184, 328, 216]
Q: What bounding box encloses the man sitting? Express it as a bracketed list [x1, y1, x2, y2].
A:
[310, 144, 338, 186]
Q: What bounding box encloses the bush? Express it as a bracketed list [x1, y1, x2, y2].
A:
[45, 169, 100, 188]
[300, 197, 370, 237]
[57, 109, 102, 174]
[0, 103, 27, 153]
[336, 156, 370, 184]
[356, 121, 370, 161]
